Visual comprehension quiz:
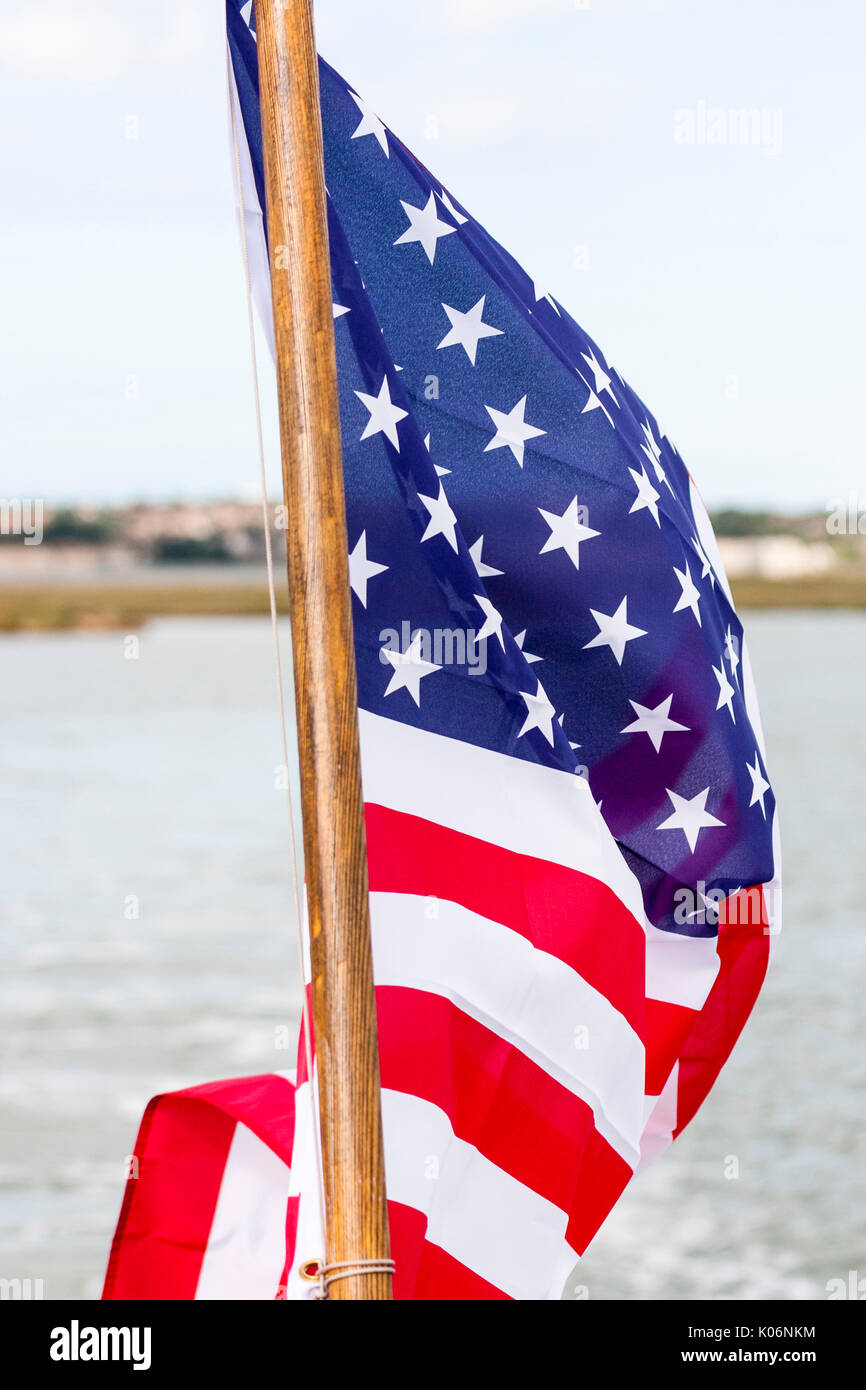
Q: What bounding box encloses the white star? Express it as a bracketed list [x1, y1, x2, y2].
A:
[382, 632, 441, 706]
[538, 496, 600, 570]
[725, 625, 740, 684]
[581, 348, 617, 403]
[746, 751, 771, 818]
[437, 296, 503, 365]
[393, 192, 456, 264]
[474, 594, 505, 648]
[682, 886, 720, 926]
[355, 376, 408, 449]
[641, 420, 675, 495]
[349, 90, 389, 155]
[628, 465, 661, 525]
[531, 280, 560, 314]
[712, 658, 737, 722]
[657, 786, 726, 854]
[348, 531, 388, 608]
[468, 535, 503, 578]
[621, 694, 690, 752]
[518, 680, 556, 744]
[558, 712, 581, 752]
[583, 597, 646, 666]
[643, 446, 673, 495]
[332, 302, 350, 319]
[692, 534, 716, 587]
[437, 188, 467, 225]
[424, 433, 450, 477]
[514, 629, 542, 664]
[641, 419, 662, 463]
[418, 482, 458, 550]
[484, 395, 546, 467]
[579, 375, 607, 417]
[673, 560, 702, 625]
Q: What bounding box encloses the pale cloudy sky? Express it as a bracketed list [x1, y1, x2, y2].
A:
[1, 0, 863, 509]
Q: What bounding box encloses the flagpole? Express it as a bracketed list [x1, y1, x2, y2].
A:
[254, 0, 392, 1301]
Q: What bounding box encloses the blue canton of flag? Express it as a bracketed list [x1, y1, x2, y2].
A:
[228, 0, 775, 942]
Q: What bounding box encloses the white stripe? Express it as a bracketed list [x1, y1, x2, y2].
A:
[228, 65, 275, 356]
[765, 817, 782, 937]
[645, 922, 720, 1011]
[371, 891, 644, 1163]
[740, 636, 769, 760]
[195, 1121, 292, 1300]
[638, 1062, 680, 1171]
[381, 1088, 576, 1300]
[359, 708, 647, 927]
[689, 477, 734, 606]
[284, 1077, 326, 1302]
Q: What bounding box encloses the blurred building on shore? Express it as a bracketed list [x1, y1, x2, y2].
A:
[717, 534, 836, 580]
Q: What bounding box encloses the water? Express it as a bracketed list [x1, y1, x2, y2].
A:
[1, 614, 863, 1300]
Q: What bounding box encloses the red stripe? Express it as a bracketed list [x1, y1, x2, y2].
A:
[376, 985, 631, 1255]
[564, 1124, 632, 1256]
[102, 1095, 235, 1300]
[645, 997, 698, 1097]
[365, 802, 645, 1038]
[277, 1196, 301, 1300]
[178, 1073, 294, 1162]
[275, 1195, 505, 1302]
[295, 1010, 312, 1087]
[674, 888, 770, 1136]
[388, 1201, 510, 1301]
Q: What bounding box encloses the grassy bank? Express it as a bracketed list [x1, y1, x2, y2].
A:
[729, 572, 866, 609]
[0, 572, 864, 631]
[0, 583, 289, 631]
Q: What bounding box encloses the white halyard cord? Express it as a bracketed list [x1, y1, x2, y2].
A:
[226, 42, 328, 1294]
[311, 1259, 397, 1298]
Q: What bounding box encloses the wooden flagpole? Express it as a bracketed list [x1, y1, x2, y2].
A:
[254, 0, 392, 1300]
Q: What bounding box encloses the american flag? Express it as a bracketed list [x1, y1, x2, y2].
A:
[106, 1, 780, 1301]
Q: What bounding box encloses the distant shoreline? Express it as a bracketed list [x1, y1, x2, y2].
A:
[0, 572, 864, 631]
[0, 580, 288, 631]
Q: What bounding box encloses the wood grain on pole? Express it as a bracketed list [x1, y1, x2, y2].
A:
[254, 0, 392, 1301]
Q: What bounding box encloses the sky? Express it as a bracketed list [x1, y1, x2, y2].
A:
[1, 0, 863, 510]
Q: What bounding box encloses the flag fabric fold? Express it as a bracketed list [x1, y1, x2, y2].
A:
[103, 1073, 296, 1300]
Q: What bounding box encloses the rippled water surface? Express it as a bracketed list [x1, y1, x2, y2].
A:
[1, 614, 863, 1299]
